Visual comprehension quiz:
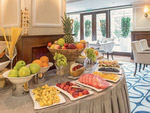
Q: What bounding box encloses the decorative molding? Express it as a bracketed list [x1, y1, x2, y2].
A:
[134, 6, 150, 29]
[32, 0, 63, 27]
[1, 0, 21, 27]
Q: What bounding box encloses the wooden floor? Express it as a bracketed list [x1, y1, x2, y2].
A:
[103, 55, 134, 62]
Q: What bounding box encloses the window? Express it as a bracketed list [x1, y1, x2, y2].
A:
[111, 8, 133, 53]
[83, 15, 92, 42]
[68, 14, 80, 41]
[96, 13, 107, 41]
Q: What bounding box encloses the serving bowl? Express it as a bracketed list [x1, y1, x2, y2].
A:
[0, 61, 10, 71]
[38, 62, 53, 74]
[3, 70, 36, 84]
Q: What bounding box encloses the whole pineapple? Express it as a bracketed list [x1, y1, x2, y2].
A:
[62, 14, 74, 44]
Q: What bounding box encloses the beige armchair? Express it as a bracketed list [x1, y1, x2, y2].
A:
[131, 41, 150, 76]
[139, 39, 150, 51]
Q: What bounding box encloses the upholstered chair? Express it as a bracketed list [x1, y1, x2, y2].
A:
[139, 39, 150, 51]
[131, 41, 150, 76]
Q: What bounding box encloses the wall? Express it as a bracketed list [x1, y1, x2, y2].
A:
[133, 3, 150, 31]
[0, 0, 66, 36]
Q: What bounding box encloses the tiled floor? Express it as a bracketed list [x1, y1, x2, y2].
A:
[121, 61, 150, 113]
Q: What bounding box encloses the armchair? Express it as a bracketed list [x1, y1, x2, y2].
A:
[131, 41, 150, 76]
[139, 39, 150, 51]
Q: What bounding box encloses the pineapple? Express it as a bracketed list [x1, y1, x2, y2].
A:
[62, 14, 74, 44]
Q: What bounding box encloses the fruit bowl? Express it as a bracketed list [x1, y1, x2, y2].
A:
[0, 61, 10, 71]
[38, 62, 53, 74]
[0, 41, 6, 54]
[48, 48, 84, 62]
[3, 70, 36, 84]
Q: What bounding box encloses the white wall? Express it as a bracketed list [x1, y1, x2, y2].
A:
[133, 3, 150, 31]
[0, 0, 66, 36]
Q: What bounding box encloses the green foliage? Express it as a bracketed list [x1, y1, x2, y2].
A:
[73, 20, 80, 37]
[114, 29, 121, 38]
[121, 17, 131, 38]
[85, 20, 92, 37]
[100, 20, 106, 37]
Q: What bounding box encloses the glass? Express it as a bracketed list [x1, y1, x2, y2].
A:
[55, 63, 64, 83]
[110, 8, 133, 53]
[5, 47, 17, 69]
[83, 15, 92, 42]
[84, 58, 94, 71]
[96, 13, 106, 42]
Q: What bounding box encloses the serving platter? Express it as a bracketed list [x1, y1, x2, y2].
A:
[29, 88, 66, 110]
[75, 80, 112, 92]
[97, 67, 122, 75]
[55, 85, 94, 101]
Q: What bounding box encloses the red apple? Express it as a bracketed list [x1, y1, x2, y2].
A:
[62, 46, 67, 49]
[54, 45, 61, 49]
[48, 42, 52, 47]
[64, 43, 69, 47]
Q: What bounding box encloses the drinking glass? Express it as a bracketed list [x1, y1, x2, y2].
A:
[5, 47, 17, 69]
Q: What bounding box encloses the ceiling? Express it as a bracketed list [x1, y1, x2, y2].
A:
[66, 0, 150, 13]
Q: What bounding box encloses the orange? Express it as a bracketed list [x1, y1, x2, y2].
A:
[42, 62, 49, 67]
[40, 56, 49, 63]
[94, 51, 99, 56]
[80, 40, 86, 44]
[32, 59, 43, 67]
[76, 43, 84, 49]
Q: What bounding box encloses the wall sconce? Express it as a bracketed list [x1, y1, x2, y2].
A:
[144, 5, 150, 18]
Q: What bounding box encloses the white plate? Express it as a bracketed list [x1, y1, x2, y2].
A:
[0, 61, 10, 71]
[102, 75, 121, 83]
[75, 80, 112, 92]
[29, 88, 66, 110]
[55, 85, 94, 101]
[68, 76, 79, 80]
[97, 67, 122, 75]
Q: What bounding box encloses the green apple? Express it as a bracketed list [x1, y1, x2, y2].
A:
[14, 60, 26, 70]
[19, 66, 31, 77]
[29, 63, 40, 74]
[8, 69, 19, 77]
[58, 38, 65, 46]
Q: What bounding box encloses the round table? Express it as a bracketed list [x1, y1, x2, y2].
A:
[0, 69, 131, 113]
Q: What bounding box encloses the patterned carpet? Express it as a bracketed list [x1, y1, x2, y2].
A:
[122, 62, 150, 113]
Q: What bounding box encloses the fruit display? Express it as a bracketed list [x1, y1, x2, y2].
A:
[53, 53, 67, 68]
[78, 74, 110, 89]
[93, 71, 121, 82]
[47, 14, 86, 62]
[33, 56, 49, 67]
[56, 81, 89, 98]
[99, 60, 120, 68]
[32, 84, 60, 107]
[98, 67, 120, 72]
[70, 63, 85, 77]
[8, 60, 40, 77]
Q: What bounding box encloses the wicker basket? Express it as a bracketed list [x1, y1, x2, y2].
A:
[47, 47, 84, 62]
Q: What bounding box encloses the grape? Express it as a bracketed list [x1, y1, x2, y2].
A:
[53, 53, 67, 67]
[85, 48, 96, 62]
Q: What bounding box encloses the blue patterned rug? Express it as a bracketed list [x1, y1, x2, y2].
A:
[122, 62, 150, 113]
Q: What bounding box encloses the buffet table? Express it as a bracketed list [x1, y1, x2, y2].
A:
[0, 69, 130, 113]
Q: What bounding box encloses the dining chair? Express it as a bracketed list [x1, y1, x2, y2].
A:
[139, 39, 150, 51]
[100, 41, 114, 59]
[131, 41, 150, 76]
